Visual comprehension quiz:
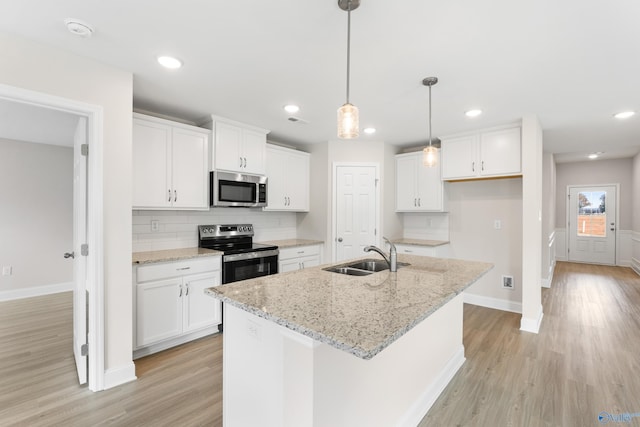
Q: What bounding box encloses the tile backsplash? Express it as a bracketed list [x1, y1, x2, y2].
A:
[403, 212, 450, 241]
[133, 209, 298, 252]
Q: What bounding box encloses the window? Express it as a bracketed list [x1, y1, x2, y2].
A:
[577, 191, 606, 237]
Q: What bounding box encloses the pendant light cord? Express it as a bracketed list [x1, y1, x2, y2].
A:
[346, 0, 352, 104]
[428, 83, 432, 147]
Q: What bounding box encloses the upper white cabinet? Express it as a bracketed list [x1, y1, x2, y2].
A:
[204, 119, 268, 174]
[441, 126, 521, 181]
[132, 113, 209, 210]
[395, 151, 446, 212]
[264, 144, 310, 212]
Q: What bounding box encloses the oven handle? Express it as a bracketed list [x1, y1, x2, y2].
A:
[223, 249, 279, 263]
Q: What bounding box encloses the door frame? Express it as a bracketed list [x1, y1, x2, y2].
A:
[331, 162, 381, 263]
[0, 83, 105, 391]
[565, 183, 620, 265]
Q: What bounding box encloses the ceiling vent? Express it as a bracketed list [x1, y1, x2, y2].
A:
[65, 19, 94, 38]
[287, 117, 309, 124]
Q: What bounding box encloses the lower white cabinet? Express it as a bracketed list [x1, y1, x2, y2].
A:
[279, 244, 322, 273]
[133, 256, 221, 358]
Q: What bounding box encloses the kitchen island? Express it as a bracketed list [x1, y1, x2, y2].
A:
[206, 254, 492, 427]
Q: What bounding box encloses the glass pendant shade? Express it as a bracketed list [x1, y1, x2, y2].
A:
[423, 145, 438, 167]
[337, 103, 359, 139]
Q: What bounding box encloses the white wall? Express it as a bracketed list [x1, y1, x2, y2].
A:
[402, 213, 450, 242]
[0, 138, 73, 295]
[555, 158, 634, 229]
[447, 178, 523, 312]
[632, 153, 640, 275]
[0, 32, 134, 378]
[133, 209, 297, 252]
[541, 151, 556, 287]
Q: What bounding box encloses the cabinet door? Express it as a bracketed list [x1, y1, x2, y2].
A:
[171, 127, 209, 209]
[280, 258, 302, 273]
[441, 135, 478, 180]
[299, 255, 320, 269]
[416, 157, 443, 211]
[132, 119, 172, 208]
[242, 129, 267, 174]
[479, 127, 521, 177]
[396, 155, 418, 211]
[136, 278, 182, 347]
[286, 151, 310, 211]
[183, 272, 221, 333]
[215, 122, 243, 172]
[265, 146, 288, 210]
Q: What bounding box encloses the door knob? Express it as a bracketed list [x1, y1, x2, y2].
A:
[337, 237, 343, 242]
[64, 252, 75, 259]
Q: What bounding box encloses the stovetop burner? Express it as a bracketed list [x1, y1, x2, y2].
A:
[198, 224, 278, 255]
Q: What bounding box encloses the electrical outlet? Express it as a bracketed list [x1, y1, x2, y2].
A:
[151, 220, 160, 232]
[502, 275, 514, 290]
[2, 266, 12, 276]
[494, 220, 502, 230]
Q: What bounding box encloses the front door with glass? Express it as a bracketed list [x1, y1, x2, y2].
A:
[568, 185, 617, 265]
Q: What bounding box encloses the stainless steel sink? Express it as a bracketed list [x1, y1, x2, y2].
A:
[323, 258, 409, 276]
[323, 266, 373, 276]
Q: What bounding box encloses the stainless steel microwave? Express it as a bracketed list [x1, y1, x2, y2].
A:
[210, 171, 268, 207]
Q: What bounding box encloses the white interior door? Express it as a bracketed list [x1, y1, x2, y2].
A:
[568, 185, 616, 265]
[72, 117, 88, 384]
[335, 165, 378, 262]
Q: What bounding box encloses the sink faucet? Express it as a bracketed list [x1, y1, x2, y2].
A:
[364, 237, 397, 272]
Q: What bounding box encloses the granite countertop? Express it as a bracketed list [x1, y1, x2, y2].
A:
[206, 254, 492, 360]
[391, 238, 450, 247]
[258, 239, 324, 249]
[133, 247, 223, 264]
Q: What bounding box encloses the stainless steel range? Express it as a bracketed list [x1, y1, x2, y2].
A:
[198, 224, 279, 284]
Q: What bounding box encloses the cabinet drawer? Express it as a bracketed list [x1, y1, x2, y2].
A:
[279, 244, 321, 261]
[395, 244, 449, 258]
[137, 256, 221, 283]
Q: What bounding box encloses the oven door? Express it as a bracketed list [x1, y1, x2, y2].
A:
[222, 250, 279, 284]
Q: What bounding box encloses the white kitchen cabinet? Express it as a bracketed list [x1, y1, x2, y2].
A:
[279, 244, 322, 273]
[211, 120, 268, 174]
[441, 126, 521, 181]
[132, 113, 209, 210]
[265, 145, 310, 212]
[133, 256, 221, 358]
[395, 151, 446, 212]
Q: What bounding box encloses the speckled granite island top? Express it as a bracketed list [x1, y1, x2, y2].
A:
[391, 238, 450, 247]
[206, 254, 492, 360]
[132, 247, 222, 264]
[258, 239, 324, 249]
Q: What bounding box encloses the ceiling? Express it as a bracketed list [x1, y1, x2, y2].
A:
[1, 0, 639, 162]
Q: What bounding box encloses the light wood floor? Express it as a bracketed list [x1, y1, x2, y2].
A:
[1, 262, 638, 426]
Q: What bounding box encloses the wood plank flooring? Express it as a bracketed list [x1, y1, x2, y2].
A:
[1, 262, 638, 426]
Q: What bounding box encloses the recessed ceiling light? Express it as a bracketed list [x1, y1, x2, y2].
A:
[157, 56, 183, 69]
[465, 109, 482, 118]
[363, 127, 376, 135]
[588, 154, 598, 159]
[613, 111, 635, 119]
[65, 18, 94, 38]
[284, 105, 300, 114]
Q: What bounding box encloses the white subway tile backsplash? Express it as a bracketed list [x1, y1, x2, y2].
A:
[132, 208, 298, 252]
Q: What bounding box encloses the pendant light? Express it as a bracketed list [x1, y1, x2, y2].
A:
[422, 77, 438, 167]
[337, 0, 360, 139]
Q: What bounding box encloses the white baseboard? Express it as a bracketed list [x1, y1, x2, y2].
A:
[397, 345, 465, 427]
[632, 257, 640, 276]
[133, 326, 219, 360]
[0, 282, 73, 302]
[542, 260, 556, 289]
[103, 362, 137, 390]
[463, 292, 523, 314]
[520, 306, 544, 334]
